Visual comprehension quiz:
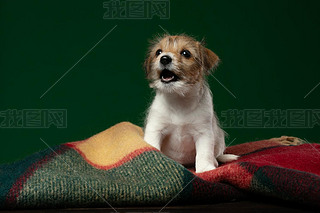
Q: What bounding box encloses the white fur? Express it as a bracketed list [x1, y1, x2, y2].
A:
[144, 81, 238, 173]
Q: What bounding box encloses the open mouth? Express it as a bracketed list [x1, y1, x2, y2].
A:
[160, 69, 179, 83]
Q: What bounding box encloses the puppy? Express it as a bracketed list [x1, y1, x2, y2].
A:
[143, 34, 238, 173]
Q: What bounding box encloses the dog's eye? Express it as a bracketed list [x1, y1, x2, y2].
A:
[181, 50, 191, 58]
[156, 49, 162, 56]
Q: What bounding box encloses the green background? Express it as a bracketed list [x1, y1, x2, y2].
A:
[1, 0, 319, 163]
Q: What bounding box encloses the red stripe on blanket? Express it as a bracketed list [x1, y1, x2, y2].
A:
[237, 143, 320, 175]
[66, 143, 158, 170]
[191, 163, 253, 189]
[191, 143, 320, 191]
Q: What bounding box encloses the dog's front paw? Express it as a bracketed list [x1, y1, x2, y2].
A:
[196, 165, 216, 173]
[195, 158, 218, 173]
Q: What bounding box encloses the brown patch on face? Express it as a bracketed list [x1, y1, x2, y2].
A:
[144, 34, 220, 85]
[143, 53, 153, 79]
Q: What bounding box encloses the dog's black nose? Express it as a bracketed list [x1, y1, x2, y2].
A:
[160, 55, 172, 65]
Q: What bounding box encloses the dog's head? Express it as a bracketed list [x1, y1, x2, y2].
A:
[144, 35, 220, 95]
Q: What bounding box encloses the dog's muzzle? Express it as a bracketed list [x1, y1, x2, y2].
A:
[160, 69, 179, 83]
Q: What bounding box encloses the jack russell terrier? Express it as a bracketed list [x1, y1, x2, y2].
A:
[143, 34, 238, 173]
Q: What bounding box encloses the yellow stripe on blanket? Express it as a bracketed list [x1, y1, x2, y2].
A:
[66, 122, 156, 169]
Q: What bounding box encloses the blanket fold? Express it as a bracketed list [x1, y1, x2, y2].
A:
[1, 122, 319, 209]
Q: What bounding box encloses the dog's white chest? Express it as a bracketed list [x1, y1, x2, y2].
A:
[161, 123, 197, 165]
[144, 89, 213, 165]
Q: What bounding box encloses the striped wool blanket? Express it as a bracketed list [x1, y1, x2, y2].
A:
[0, 122, 319, 209]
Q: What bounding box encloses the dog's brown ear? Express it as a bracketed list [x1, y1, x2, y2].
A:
[202, 47, 220, 74]
[144, 54, 152, 79]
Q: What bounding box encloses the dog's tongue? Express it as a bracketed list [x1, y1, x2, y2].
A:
[162, 75, 174, 82]
[161, 70, 175, 82]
